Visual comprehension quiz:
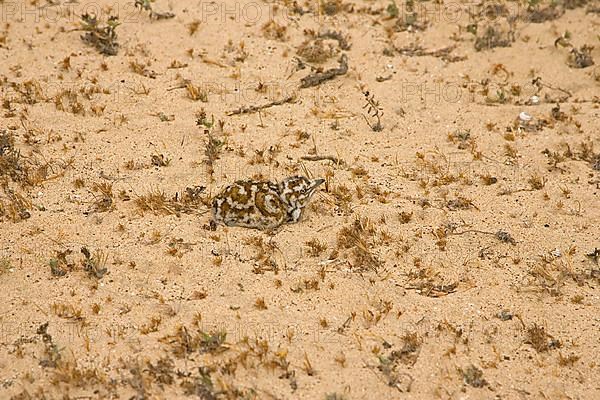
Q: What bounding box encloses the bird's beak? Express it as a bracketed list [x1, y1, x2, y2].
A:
[309, 178, 325, 191]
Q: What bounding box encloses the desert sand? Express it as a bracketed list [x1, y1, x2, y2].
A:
[1, 0, 600, 399]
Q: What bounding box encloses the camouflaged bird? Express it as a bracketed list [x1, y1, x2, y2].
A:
[211, 176, 325, 230]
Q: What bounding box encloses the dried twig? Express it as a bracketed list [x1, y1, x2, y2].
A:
[316, 30, 351, 50]
[449, 228, 517, 245]
[226, 94, 296, 116]
[300, 154, 345, 166]
[393, 44, 465, 62]
[300, 54, 348, 88]
[198, 53, 228, 68]
[362, 91, 383, 131]
[532, 77, 572, 97]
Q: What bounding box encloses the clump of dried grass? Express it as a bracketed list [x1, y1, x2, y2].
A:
[160, 325, 227, 358]
[337, 217, 381, 272]
[135, 186, 207, 216]
[526, 323, 560, 353]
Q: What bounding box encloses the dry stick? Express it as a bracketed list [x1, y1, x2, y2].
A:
[450, 229, 517, 245]
[533, 77, 572, 97]
[316, 30, 351, 50]
[499, 187, 536, 196]
[300, 54, 348, 88]
[300, 154, 345, 166]
[166, 79, 190, 92]
[198, 54, 228, 68]
[227, 54, 349, 115]
[450, 229, 495, 236]
[393, 44, 465, 62]
[337, 314, 353, 334]
[226, 94, 296, 116]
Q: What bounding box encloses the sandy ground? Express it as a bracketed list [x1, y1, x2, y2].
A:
[1, 0, 600, 399]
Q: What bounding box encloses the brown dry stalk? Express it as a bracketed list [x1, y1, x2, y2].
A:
[300, 54, 348, 88]
[226, 94, 296, 116]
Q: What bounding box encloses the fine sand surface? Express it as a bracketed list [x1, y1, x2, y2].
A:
[1, 0, 600, 399]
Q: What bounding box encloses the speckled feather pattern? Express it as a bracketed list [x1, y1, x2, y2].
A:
[212, 176, 324, 230]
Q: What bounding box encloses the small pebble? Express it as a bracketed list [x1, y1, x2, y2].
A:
[529, 95, 540, 105]
[496, 309, 513, 321]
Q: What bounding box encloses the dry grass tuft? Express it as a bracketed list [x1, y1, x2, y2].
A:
[337, 217, 381, 272]
[244, 236, 281, 273]
[306, 238, 328, 257]
[160, 325, 227, 358]
[135, 186, 207, 216]
[526, 323, 560, 353]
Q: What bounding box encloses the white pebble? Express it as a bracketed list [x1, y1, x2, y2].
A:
[519, 112, 532, 122]
[530, 95, 540, 105]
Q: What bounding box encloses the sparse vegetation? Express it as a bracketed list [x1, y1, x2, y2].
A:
[79, 14, 120, 56]
[362, 90, 384, 132]
[568, 45, 595, 68]
[306, 238, 328, 257]
[0, 257, 10, 274]
[461, 365, 487, 388]
[81, 247, 108, 279]
[337, 217, 381, 272]
[526, 323, 561, 353]
[473, 25, 515, 51]
[135, 185, 207, 216]
[1, 1, 599, 398]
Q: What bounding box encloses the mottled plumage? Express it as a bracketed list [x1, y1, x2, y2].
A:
[212, 176, 325, 230]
